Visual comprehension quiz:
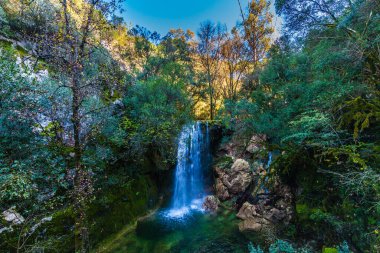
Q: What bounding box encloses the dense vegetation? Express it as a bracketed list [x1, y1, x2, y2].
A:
[0, 0, 379, 252]
[224, 0, 380, 252]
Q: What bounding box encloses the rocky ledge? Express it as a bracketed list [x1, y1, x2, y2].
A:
[237, 180, 293, 232]
[211, 134, 294, 235]
[215, 159, 253, 201]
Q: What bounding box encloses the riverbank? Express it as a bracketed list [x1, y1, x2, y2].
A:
[95, 197, 163, 253]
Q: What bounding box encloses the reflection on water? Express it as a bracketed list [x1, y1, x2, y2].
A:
[106, 209, 249, 253]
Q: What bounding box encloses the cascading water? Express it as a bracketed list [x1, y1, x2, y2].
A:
[109, 123, 254, 252]
[263, 152, 273, 194]
[167, 122, 210, 218]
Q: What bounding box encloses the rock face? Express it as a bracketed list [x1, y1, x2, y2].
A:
[236, 180, 294, 233]
[214, 159, 252, 201]
[203, 195, 220, 212]
[211, 132, 294, 235]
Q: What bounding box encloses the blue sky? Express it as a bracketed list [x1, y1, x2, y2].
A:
[121, 0, 244, 35]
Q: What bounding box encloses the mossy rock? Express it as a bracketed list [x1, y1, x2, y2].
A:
[214, 155, 233, 170]
[88, 175, 158, 249]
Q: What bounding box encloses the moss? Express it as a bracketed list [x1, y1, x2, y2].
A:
[322, 247, 338, 253]
[49, 206, 75, 234]
[88, 175, 158, 250]
[0, 40, 12, 51]
[214, 155, 233, 170]
[46, 207, 75, 249]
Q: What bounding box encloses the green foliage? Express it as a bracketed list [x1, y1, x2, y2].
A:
[116, 76, 191, 165]
[249, 240, 315, 253]
[249, 240, 351, 253]
[248, 242, 264, 253]
[337, 241, 350, 253]
[0, 0, 378, 251]
[0, 6, 10, 35]
[338, 96, 380, 141]
[214, 155, 234, 170]
[0, 161, 35, 203]
[221, 0, 380, 252]
[322, 248, 338, 253]
[269, 240, 295, 253]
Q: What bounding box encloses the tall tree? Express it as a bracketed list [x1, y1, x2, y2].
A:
[274, 0, 354, 36]
[34, 0, 123, 251]
[240, 0, 274, 67]
[221, 27, 250, 101]
[197, 21, 227, 120]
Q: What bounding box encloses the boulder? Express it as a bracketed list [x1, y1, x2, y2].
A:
[238, 219, 263, 232]
[237, 180, 294, 233]
[226, 159, 252, 194]
[214, 158, 253, 200]
[2, 208, 25, 225]
[237, 202, 259, 220]
[231, 159, 250, 173]
[203, 195, 220, 212]
[246, 134, 267, 154]
[215, 178, 230, 200]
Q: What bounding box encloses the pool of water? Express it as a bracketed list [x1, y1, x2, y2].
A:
[102, 123, 250, 252]
[104, 208, 250, 253]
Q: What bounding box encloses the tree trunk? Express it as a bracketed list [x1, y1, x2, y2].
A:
[71, 73, 89, 253]
[209, 79, 214, 120]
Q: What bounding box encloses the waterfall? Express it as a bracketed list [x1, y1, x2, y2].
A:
[263, 152, 272, 194]
[266, 152, 272, 169]
[168, 122, 209, 217]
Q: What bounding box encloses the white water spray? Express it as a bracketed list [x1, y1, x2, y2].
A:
[167, 122, 210, 218]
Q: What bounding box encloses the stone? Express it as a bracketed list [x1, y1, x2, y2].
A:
[246, 134, 267, 154]
[2, 208, 25, 225]
[237, 202, 258, 220]
[231, 159, 250, 173]
[238, 219, 262, 232]
[30, 216, 53, 233]
[229, 159, 252, 194]
[0, 226, 13, 235]
[203, 195, 220, 212]
[214, 159, 253, 200]
[236, 179, 294, 233]
[215, 178, 230, 200]
[264, 208, 286, 223]
[238, 216, 271, 232]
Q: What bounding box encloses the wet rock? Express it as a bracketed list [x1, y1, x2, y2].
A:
[2, 208, 25, 225]
[215, 178, 230, 200]
[237, 179, 294, 233]
[238, 214, 271, 232]
[231, 159, 250, 172]
[264, 208, 286, 223]
[237, 202, 259, 220]
[227, 159, 252, 195]
[246, 134, 267, 154]
[214, 159, 252, 200]
[203, 195, 220, 212]
[238, 219, 263, 232]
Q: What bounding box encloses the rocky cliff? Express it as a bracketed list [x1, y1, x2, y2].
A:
[204, 132, 294, 237]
